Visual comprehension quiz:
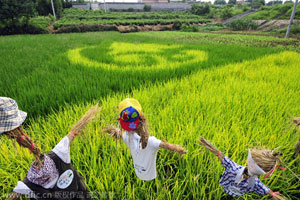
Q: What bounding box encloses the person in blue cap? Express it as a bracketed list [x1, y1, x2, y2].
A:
[103, 98, 187, 181]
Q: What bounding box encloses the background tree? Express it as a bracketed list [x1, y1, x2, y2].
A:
[36, 0, 63, 18]
[0, 0, 36, 34]
[191, 3, 211, 15]
[221, 7, 233, 18]
[228, 0, 237, 5]
[214, 0, 226, 6]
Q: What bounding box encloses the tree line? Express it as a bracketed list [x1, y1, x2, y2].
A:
[0, 0, 72, 34]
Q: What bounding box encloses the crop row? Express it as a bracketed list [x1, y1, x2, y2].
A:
[1, 32, 300, 199]
[53, 18, 211, 28]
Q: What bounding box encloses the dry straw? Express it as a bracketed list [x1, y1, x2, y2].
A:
[250, 148, 280, 173]
[103, 112, 150, 149]
[103, 125, 122, 140]
[293, 117, 300, 127]
[271, 192, 287, 200]
[4, 126, 42, 167]
[199, 137, 220, 155]
[135, 112, 149, 149]
[293, 117, 300, 155]
[70, 104, 101, 134]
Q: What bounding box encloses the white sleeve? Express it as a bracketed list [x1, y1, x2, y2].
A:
[122, 131, 129, 145]
[148, 136, 161, 150]
[52, 136, 71, 164]
[13, 181, 33, 195]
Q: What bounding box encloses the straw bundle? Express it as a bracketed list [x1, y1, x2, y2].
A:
[293, 117, 300, 127]
[70, 104, 101, 134]
[250, 148, 281, 173]
[5, 126, 42, 167]
[135, 112, 149, 149]
[103, 125, 122, 140]
[271, 192, 287, 200]
[296, 138, 300, 155]
[172, 144, 186, 155]
[293, 117, 300, 155]
[199, 137, 220, 155]
[6, 192, 20, 200]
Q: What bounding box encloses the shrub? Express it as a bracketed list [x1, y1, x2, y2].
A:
[199, 23, 225, 31]
[173, 20, 182, 30]
[242, 4, 250, 11]
[278, 24, 300, 35]
[28, 15, 54, 33]
[227, 18, 258, 30]
[144, 5, 151, 12]
[191, 3, 211, 16]
[220, 8, 233, 19]
[180, 24, 199, 32]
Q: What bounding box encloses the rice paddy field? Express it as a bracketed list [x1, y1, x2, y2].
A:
[1, 31, 300, 199]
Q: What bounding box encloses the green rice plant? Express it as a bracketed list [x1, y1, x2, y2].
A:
[1, 48, 299, 199]
[0, 32, 281, 118]
[1, 31, 300, 199]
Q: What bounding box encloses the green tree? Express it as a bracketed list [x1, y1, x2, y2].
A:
[36, 0, 63, 18]
[191, 3, 211, 15]
[0, 0, 36, 26]
[214, 0, 226, 5]
[221, 7, 233, 19]
[228, 0, 237, 5]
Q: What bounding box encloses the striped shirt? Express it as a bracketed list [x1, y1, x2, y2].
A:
[219, 157, 270, 197]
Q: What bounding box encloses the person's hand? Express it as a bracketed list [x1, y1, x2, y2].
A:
[169, 144, 187, 155]
[6, 192, 20, 200]
[102, 126, 122, 140]
[269, 190, 287, 200]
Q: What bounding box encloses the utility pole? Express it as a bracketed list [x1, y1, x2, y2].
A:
[51, 0, 57, 20]
[285, 0, 298, 38]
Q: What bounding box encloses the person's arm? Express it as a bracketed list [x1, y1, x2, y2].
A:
[67, 104, 101, 144]
[102, 126, 123, 140]
[67, 131, 80, 144]
[199, 137, 224, 161]
[159, 140, 187, 155]
[268, 190, 287, 200]
[6, 192, 20, 200]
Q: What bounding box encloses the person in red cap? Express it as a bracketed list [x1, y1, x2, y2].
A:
[103, 98, 187, 181]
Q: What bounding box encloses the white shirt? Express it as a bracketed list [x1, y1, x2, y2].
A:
[13, 136, 71, 195]
[122, 131, 161, 181]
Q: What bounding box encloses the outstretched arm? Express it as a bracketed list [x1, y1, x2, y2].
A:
[199, 137, 224, 161]
[293, 117, 300, 127]
[67, 131, 80, 143]
[6, 192, 20, 200]
[268, 190, 287, 200]
[159, 140, 187, 155]
[67, 104, 101, 144]
[102, 126, 123, 140]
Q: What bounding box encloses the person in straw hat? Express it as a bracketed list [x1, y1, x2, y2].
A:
[0, 97, 101, 200]
[198, 137, 287, 200]
[103, 98, 187, 181]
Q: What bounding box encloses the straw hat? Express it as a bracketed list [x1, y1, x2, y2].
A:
[0, 97, 27, 134]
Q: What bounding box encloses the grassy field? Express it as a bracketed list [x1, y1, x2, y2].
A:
[0, 31, 300, 199]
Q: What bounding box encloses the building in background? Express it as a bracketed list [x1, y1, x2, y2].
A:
[144, 0, 168, 2]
